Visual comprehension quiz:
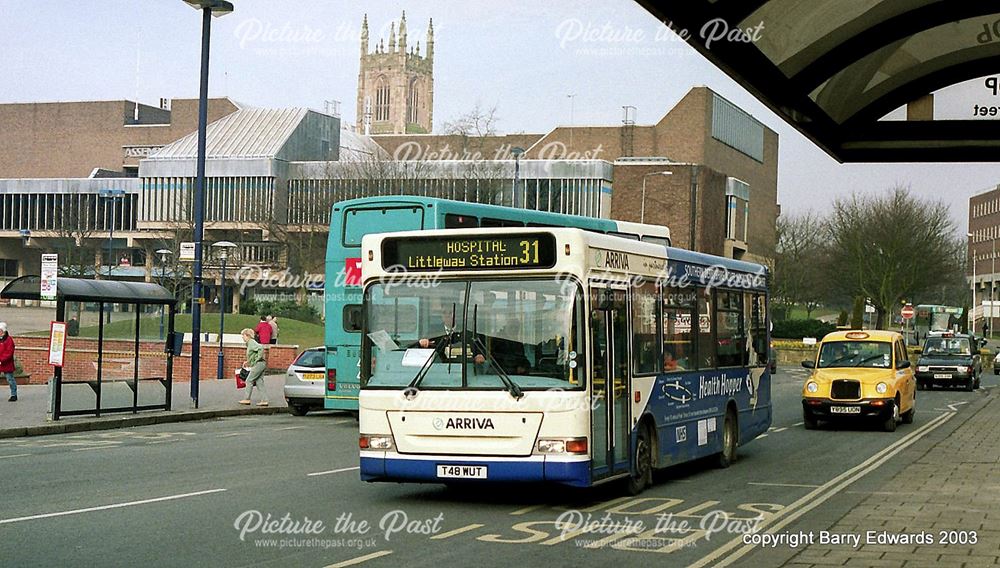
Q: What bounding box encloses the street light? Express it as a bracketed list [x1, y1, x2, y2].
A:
[212, 241, 237, 381]
[640, 171, 672, 224]
[511, 147, 525, 208]
[182, 0, 233, 408]
[156, 249, 172, 340]
[99, 188, 127, 323]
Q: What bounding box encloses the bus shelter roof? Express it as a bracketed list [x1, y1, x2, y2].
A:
[638, 0, 1000, 162]
[0, 276, 176, 305]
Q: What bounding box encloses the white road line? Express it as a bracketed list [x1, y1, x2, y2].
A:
[757, 434, 768, 438]
[277, 426, 305, 430]
[325, 550, 393, 567]
[430, 523, 485, 540]
[72, 446, 119, 452]
[307, 466, 360, 477]
[693, 411, 955, 568]
[333, 419, 355, 425]
[772, 427, 788, 433]
[0, 488, 228, 525]
[217, 432, 247, 438]
[0, 453, 31, 460]
[510, 505, 548, 515]
[792, 422, 804, 426]
[748, 482, 820, 488]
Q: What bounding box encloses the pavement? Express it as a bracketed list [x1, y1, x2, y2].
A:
[781, 384, 1000, 568]
[0, 373, 289, 438]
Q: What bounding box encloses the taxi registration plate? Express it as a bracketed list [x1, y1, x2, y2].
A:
[830, 406, 861, 414]
[437, 465, 487, 479]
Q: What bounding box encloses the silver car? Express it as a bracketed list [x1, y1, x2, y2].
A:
[284, 347, 326, 416]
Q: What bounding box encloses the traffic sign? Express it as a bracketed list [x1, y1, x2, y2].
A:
[901, 304, 915, 320]
[179, 242, 195, 262]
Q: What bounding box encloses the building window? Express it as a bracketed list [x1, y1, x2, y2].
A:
[374, 76, 390, 122]
[725, 178, 750, 242]
[0, 259, 17, 279]
[407, 77, 419, 124]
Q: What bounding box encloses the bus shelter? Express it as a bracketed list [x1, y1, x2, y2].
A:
[0, 276, 178, 420]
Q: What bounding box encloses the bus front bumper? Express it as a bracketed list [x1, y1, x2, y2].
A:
[360, 451, 592, 487]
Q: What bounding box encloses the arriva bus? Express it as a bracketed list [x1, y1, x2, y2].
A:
[323, 197, 671, 413]
[357, 227, 771, 493]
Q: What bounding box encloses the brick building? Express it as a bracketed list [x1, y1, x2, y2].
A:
[968, 185, 1000, 323]
[0, 97, 239, 178]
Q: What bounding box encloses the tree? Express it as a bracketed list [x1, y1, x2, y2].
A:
[772, 211, 827, 319]
[825, 186, 959, 329]
[851, 297, 864, 329]
[442, 103, 499, 139]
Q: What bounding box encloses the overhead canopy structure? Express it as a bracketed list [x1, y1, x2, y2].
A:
[638, 0, 1000, 162]
[1, 276, 175, 305]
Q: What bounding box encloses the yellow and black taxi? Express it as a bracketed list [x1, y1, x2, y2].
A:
[915, 332, 981, 391]
[801, 330, 916, 432]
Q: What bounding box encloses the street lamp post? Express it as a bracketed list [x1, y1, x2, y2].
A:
[640, 171, 672, 224]
[156, 249, 173, 340]
[212, 241, 236, 381]
[511, 147, 525, 208]
[183, 0, 233, 408]
[99, 188, 126, 323]
[992, 239, 996, 340]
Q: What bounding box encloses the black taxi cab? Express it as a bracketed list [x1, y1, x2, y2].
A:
[914, 332, 981, 391]
[801, 330, 916, 432]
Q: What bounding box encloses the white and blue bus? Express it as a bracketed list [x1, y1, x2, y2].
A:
[357, 227, 771, 493]
[324, 197, 670, 413]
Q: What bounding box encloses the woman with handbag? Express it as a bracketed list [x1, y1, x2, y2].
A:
[238, 328, 268, 406]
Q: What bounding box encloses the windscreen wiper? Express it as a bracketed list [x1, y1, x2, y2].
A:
[473, 335, 524, 400]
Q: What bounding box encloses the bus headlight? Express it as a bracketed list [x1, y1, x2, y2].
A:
[359, 434, 395, 451]
[876, 382, 888, 394]
[537, 437, 588, 454]
[806, 382, 818, 393]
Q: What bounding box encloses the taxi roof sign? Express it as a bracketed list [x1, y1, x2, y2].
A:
[845, 331, 870, 340]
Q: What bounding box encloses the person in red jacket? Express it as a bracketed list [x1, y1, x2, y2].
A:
[0, 322, 15, 402]
[254, 316, 272, 345]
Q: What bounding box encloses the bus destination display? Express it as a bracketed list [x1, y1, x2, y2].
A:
[382, 234, 556, 271]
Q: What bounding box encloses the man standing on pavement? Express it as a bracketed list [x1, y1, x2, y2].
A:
[0, 322, 16, 402]
[267, 315, 279, 345]
[254, 315, 272, 346]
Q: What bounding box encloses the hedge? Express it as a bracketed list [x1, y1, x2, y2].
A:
[771, 319, 837, 340]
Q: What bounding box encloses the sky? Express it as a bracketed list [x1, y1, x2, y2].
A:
[2, 0, 1000, 234]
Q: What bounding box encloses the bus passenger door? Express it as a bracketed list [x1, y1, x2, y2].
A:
[589, 285, 631, 480]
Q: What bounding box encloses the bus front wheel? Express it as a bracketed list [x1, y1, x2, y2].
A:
[716, 409, 738, 468]
[626, 424, 654, 495]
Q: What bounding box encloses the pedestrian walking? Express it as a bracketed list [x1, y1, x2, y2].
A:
[0, 322, 16, 402]
[254, 315, 272, 345]
[239, 328, 268, 406]
[267, 315, 279, 345]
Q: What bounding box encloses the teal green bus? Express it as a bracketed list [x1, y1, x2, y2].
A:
[323, 196, 670, 412]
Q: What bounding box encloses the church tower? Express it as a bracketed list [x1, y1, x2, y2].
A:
[356, 12, 434, 135]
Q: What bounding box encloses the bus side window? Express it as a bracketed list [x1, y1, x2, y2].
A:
[697, 288, 716, 369]
[609, 231, 639, 240]
[445, 214, 478, 228]
[714, 290, 745, 368]
[343, 304, 363, 332]
[662, 287, 696, 371]
[631, 282, 659, 375]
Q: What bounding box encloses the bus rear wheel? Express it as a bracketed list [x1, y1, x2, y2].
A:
[626, 424, 654, 495]
[716, 410, 738, 468]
